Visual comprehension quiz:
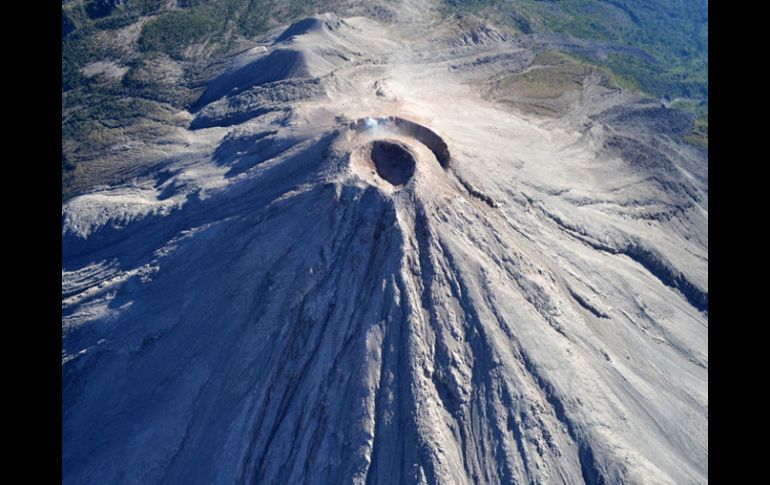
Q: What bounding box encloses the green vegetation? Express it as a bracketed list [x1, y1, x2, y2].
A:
[671, 98, 708, 120]
[443, 0, 708, 123]
[137, 0, 255, 58]
[523, 0, 706, 99]
[62, 0, 344, 92]
[445, 0, 708, 149]
[62, 0, 343, 199]
[136, 0, 333, 58]
[683, 117, 708, 150]
[63, 78, 179, 153]
[62, 0, 708, 199]
[672, 99, 708, 150]
[488, 50, 628, 116]
[62, 26, 127, 90]
[498, 51, 591, 98]
[131, 0, 167, 15]
[137, 8, 225, 58]
[83, 0, 117, 19]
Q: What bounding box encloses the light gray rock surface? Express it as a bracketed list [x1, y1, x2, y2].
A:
[62, 4, 707, 484]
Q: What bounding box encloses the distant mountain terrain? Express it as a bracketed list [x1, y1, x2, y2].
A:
[62, 1, 707, 484]
[62, 0, 707, 200]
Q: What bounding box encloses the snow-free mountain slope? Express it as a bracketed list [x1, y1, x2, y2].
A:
[62, 5, 707, 485]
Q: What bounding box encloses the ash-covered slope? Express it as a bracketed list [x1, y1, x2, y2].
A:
[62, 5, 707, 485]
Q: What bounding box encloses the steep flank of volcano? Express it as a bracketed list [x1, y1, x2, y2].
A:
[62, 6, 708, 485]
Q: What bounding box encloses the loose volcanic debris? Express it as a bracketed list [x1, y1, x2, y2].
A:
[62, 7, 707, 485]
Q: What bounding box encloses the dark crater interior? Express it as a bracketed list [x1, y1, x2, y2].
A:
[350, 116, 451, 168]
[370, 140, 416, 185]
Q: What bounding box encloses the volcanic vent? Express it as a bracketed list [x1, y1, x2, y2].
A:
[62, 8, 708, 485]
[350, 116, 451, 168]
[360, 140, 416, 186]
[346, 115, 453, 191]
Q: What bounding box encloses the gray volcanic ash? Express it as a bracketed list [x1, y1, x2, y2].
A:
[62, 5, 707, 485]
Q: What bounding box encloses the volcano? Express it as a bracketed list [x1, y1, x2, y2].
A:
[62, 7, 708, 485]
